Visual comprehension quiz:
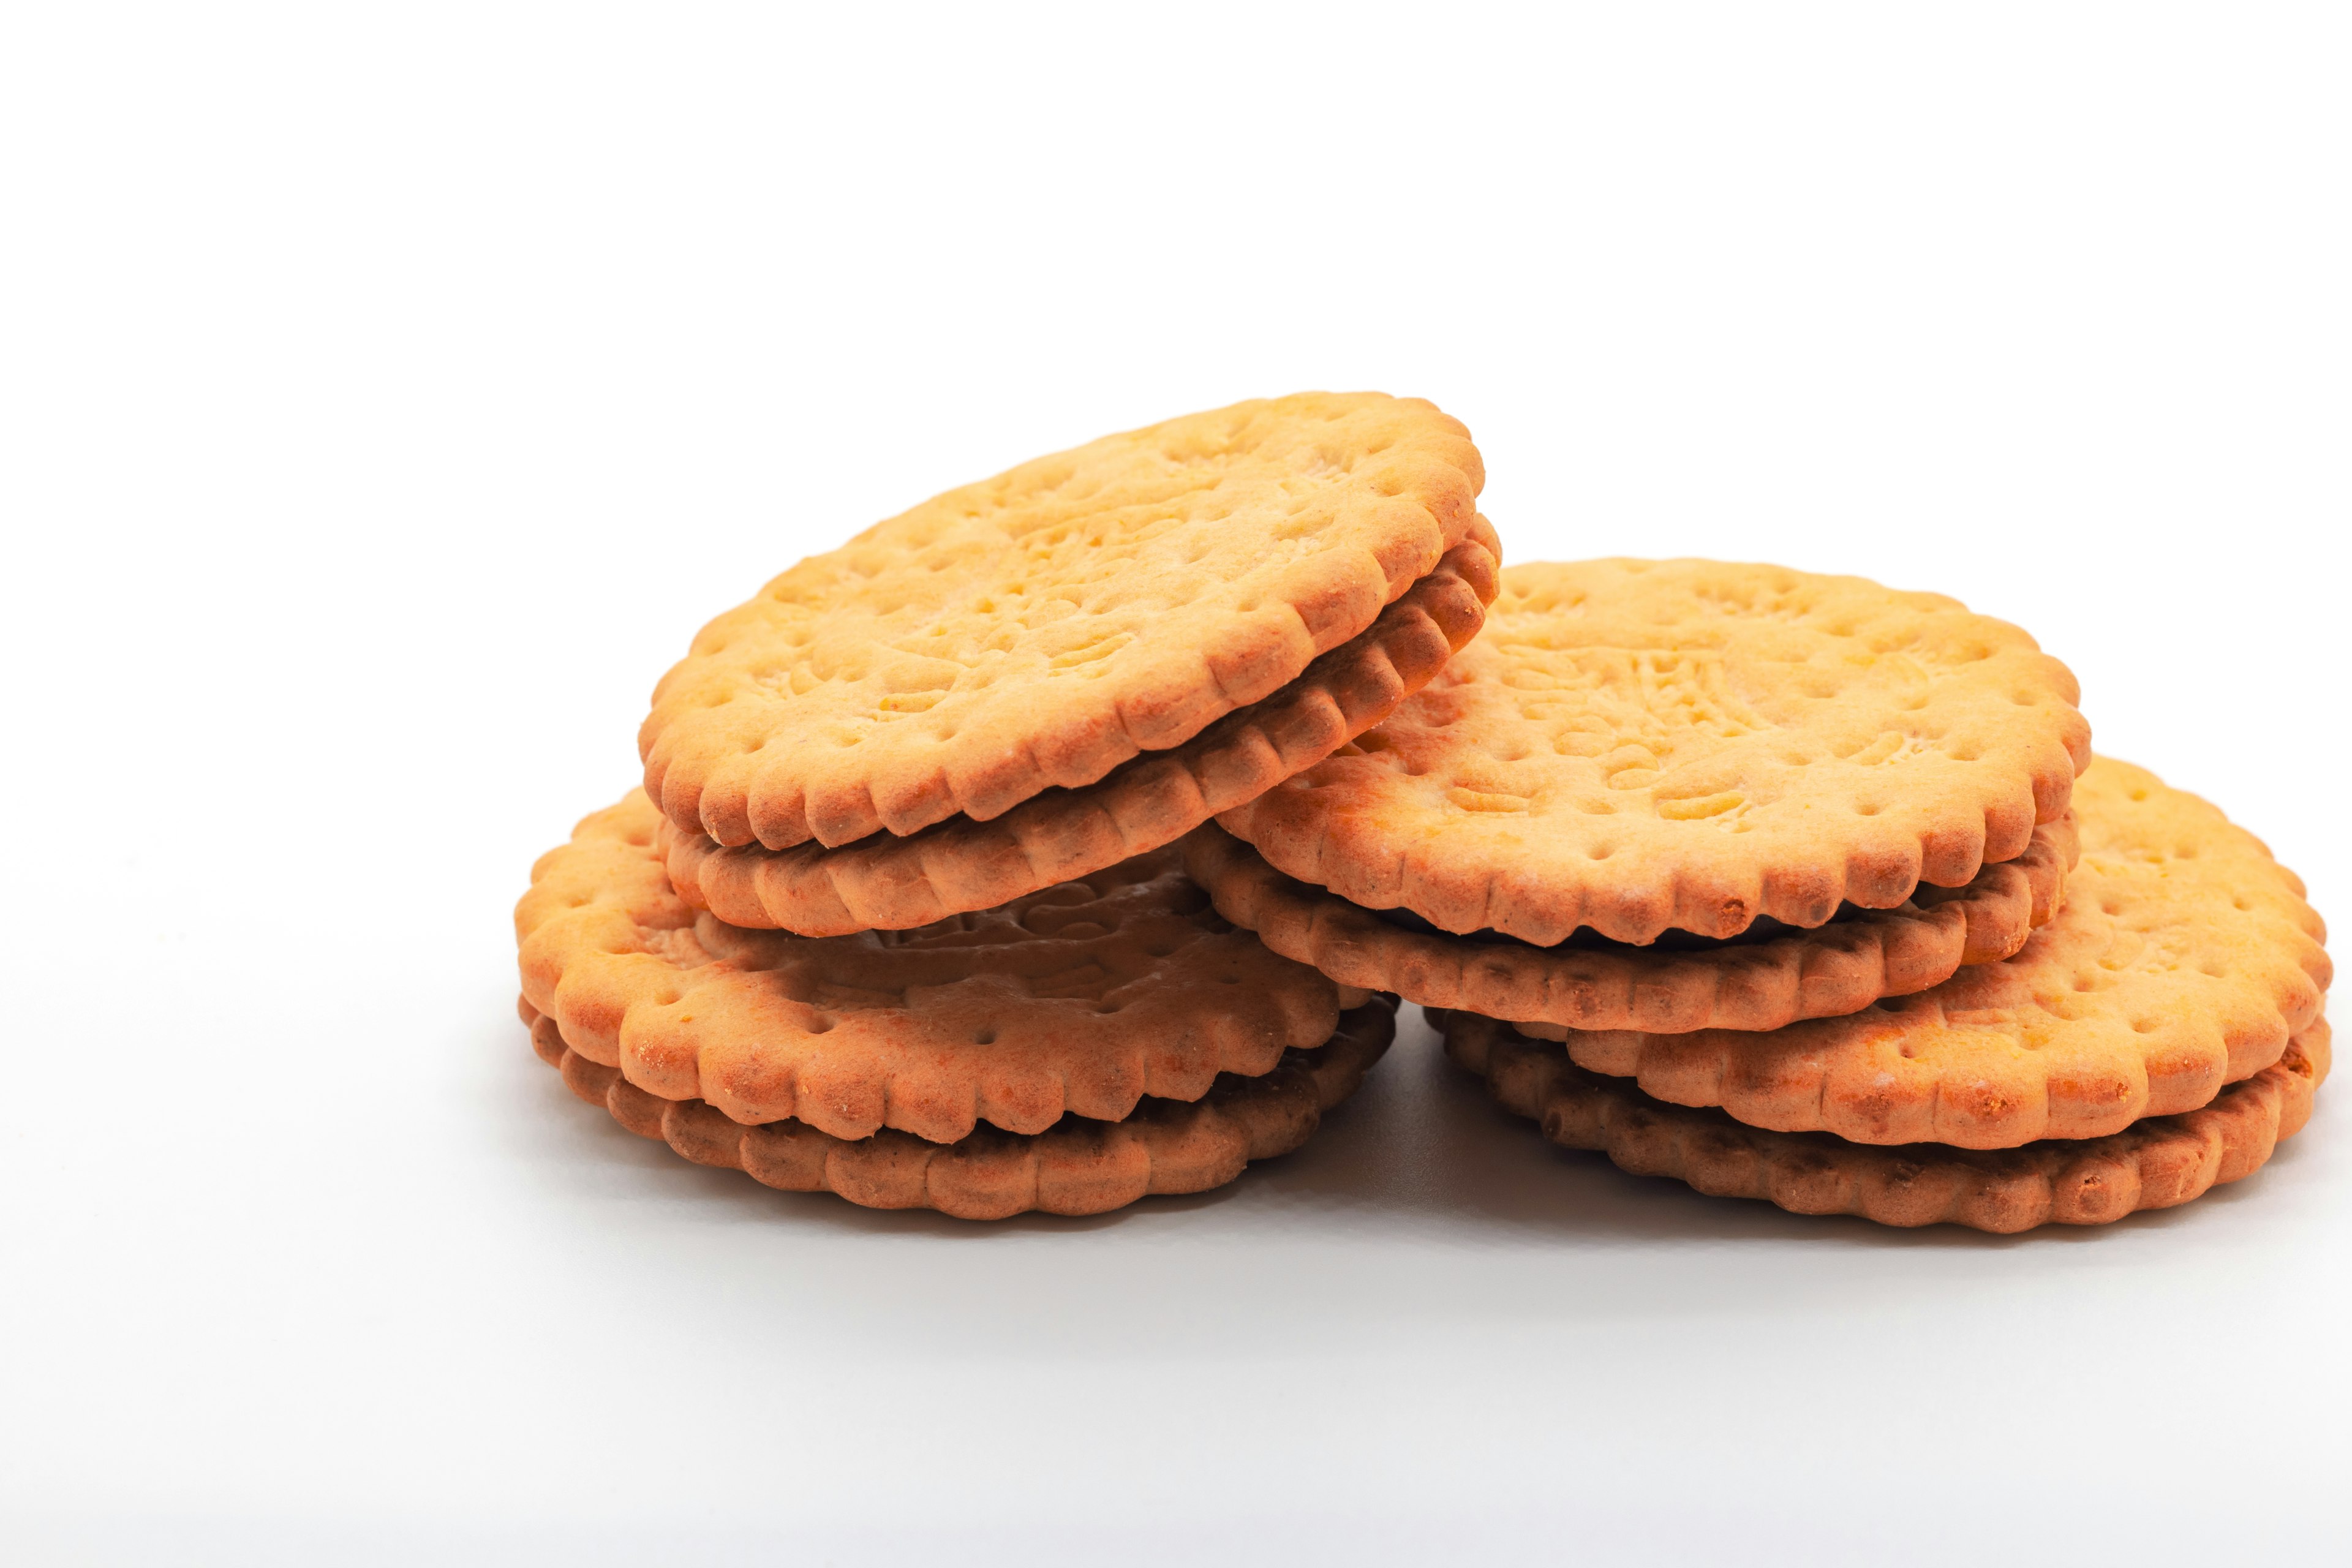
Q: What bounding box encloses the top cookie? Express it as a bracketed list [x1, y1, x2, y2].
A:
[641, 393, 1485, 850]
[1221, 559, 2091, 944]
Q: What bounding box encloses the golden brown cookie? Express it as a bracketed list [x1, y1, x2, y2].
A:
[516, 790, 1354, 1145]
[1488, 759, 2329, 1147]
[522, 995, 1395, 1220]
[643, 393, 1485, 851]
[663, 525, 1498, 935]
[1221, 558, 2092, 944]
[1184, 809, 2076, 1034]
[1444, 1009, 2329, 1234]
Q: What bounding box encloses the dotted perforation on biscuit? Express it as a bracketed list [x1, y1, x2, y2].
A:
[1221, 557, 2093, 944]
[662, 523, 1501, 937]
[1513, 760, 2331, 1148]
[515, 795, 1344, 1144]
[526, 997, 1396, 1220]
[1445, 1011, 2329, 1234]
[640, 394, 1485, 851]
[1184, 812, 2075, 1036]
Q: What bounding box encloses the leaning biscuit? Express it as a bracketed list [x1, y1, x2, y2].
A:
[1444, 1011, 2329, 1234]
[516, 791, 1352, 1145]
[1184, 811, 2075, 1034]
[523, 996, 1395, 1220]
[1494, 758, 2329, 1148]
[1222, 558, 2093, 944]
[663, 525, 1497, 934]
[643, 392, 1486, 850]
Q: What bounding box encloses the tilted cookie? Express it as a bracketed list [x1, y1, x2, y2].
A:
[664, 526, 1497, 935]
[516, 791, 1355, 1145]
[1444, 1010, 2329, 1234]
[1185, 810, 2075, 1035]
[1222, 558, 2092, 944]
[1501, 759, 2329, 1147]
[522, 996, 1395, 1220]
[643, 392, 1486, 851]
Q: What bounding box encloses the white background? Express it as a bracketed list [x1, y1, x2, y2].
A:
[4, 4, 2347, 1562]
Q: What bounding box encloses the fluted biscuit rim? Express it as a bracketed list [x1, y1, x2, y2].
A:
[642, 393, 1486, 850]
[1222, 558, 2093, 945]
[664, 523, 1497, 935]
[1491, 760, 2329, 1148]
[1185, 810, 2076, 1035]
[516, 793, 1346, 1145]
[524, 995, 1395, 1220]
[1444, 1009, 2329, 1234]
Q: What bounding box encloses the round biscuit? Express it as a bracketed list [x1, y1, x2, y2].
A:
[663, 524, 1498, 934]
[1185, 810, 2076, 1035]
[523, 997, 1394, 1221]
[1221, 558, 2093, 943]
[642, 392, 1485, 850]
[1501, 758, 2329, 1148]
[516, 791, 1347, 1144]
[1444, 1010, 2329, 1234]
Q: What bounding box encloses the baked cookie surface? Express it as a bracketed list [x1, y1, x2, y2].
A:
[1445, 1010, 2328, 1234]
[663, 524, 1497, 934]
[642, 393, 1485, 850]
[1185, 811, 2075, 1034]
[1222, 559, 2092, 944]
[516, 790, 1346, 1145]
[1507, 759, 2328, 1147]
[523, 996, 1394, 1220]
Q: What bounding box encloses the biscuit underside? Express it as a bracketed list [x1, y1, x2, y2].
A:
[523, 996, 1396, 1220]
[1185, 811, 2077, 1035]
[663, 526, 1499, 936]
[1221, 559, 2094, 946]
[641, 393, 1487, 850]
[1447, 1012, 2330, 1234]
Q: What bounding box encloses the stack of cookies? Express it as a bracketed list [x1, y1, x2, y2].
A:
[518, 399, 2331, 1232]
[1187, 560, 2333, 1232]
[515, 393, 1499, 1216]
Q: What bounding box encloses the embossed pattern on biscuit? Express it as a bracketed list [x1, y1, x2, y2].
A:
[1221, 559, 2093, 944]
[1444, 1010, 2329, 1234]
[641, 393, 1485, 851]
[522, 996, 1395, 1221]
[1185, 810, 2076, 1035]
[516, 791, 1348, 1144]
[1493, 758, 2330, 1148]
[662, 521, 1499, 935]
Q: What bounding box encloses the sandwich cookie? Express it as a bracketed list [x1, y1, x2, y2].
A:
[1221, 558, 2092, 944]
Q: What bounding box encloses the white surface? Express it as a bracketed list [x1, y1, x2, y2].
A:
[4, 5, 2348, 1562]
